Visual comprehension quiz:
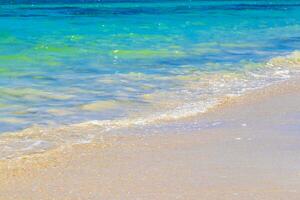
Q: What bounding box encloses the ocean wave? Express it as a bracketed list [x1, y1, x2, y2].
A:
[0, 51, 300, 160]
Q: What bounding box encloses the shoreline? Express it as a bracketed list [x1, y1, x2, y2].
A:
[0, 77, 300, 199]
[0, 50, 300, 161]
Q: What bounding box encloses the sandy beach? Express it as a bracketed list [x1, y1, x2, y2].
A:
[2, 1, 300, 199]
[0, 78, 299, 199]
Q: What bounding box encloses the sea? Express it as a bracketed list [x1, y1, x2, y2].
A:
[0, 0, 300, 158]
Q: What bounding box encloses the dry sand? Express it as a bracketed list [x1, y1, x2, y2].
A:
[0, 79, 300, 200]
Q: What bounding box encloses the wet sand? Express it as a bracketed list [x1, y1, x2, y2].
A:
[1, 78, 300, 199]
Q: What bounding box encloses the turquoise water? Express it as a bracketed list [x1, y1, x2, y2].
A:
[1, 0, 300, 133]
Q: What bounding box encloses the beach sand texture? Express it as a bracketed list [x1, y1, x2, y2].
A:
[0, 79, 299, 200]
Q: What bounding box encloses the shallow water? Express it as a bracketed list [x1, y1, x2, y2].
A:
[0, 0, 300, 135]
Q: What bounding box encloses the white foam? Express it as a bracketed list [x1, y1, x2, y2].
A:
[1, 51, 300, 160]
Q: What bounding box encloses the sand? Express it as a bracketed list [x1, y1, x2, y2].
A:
[0, 78, 300, 200]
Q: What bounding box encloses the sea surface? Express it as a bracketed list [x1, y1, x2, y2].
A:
[0, 0, 300, 158]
